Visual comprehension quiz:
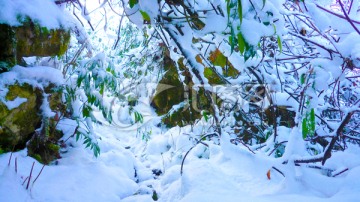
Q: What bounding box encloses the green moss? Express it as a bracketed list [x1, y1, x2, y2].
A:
[32, 153, 43, 163]
[15, 22, 71, 59]
[47, 143, 60, 153]
[5, 83, 34, 101]
[45, 85, 66, 113]
[0, 82, 65, 162]
[0, 24, 16, 72]
[27, 129, 63, 164]
[0, 83, 42, 151]
[0, 19, 71, 68]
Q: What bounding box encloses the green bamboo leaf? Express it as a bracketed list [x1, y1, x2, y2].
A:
[237, 0, 243, 25]
[229, 36, 234, 53]
[82, 105, 92, 118]
[202, 111, 210, 122]
[226, 0, 231, 18]
[99, 83, 105, 96]
[302, 118, 308, 139]
[129, 0, 138, 8]
[76, 132, 80, 141]
[262, 0, 266, 9]
[310, 108, 315, 132]
[300, 74, 306, 84]
[237, 32, 246, 54]
[272, 24, 277, 34]
[277, 35, 282, 53]
[140, 10, 151, 24]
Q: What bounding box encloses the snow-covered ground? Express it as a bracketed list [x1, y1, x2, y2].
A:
[1, 114, 360, 202]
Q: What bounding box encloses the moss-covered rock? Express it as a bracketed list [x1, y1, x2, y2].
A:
[151, 51, 225, 127]
[0, 24, 16, 72]
[265, 106, 296, 128]
[27, 119, 64, 164]
[0, 19, 70, 72]
[0, 83, 43, 151]
[151, 55, 201, 127]
[0, 82, 65, 163]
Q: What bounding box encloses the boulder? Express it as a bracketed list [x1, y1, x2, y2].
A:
[0, 82, 66, 164]
[0, 19, 70, 72]
[151, 48, 237, 127]
[0, 83, 42, 151]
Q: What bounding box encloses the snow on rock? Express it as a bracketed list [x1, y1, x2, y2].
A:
[1, 65, 65, 87]
[0, 0, 73, 28]
[3, 97, 27, 110]
[0, 65, 64, 112]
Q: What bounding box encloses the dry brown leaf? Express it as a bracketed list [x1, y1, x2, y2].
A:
[267, 169, 271, 180]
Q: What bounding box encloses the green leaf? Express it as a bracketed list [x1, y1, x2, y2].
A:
[99, 83, 105, 96]
[134, 111, 143, 123]
[237, 0, 243, 25]
[202, 111, 210, 122]
[226, 0, 231, 21]
[302, 108, 316, 139]
[140, 10, 151, 23]
[237, 32, 246, 54]
[229, 36, 234, 53]
[229, 26, 235, 53]
[302, 118, 308, 139]
[310, 108, 315, 132]
[82, 105, 92, 118]
[277, 35, 282, 53]
[262, 0, 266, 9]
[300, 74, 306, 84]
[272, 24, 277, 34]
[129, 0, 138, 8]
[244, 45, 256, 62]
[77, 75, 84, 87]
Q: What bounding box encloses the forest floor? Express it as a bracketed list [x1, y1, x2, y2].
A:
[1, 113, 360, 202]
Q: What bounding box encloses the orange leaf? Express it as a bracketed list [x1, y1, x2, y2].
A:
[195, 54, 203, 65]
[267, 169, 271, 180]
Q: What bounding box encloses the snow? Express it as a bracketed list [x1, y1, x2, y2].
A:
[1, 116, 360, 201]
[0, 0, 72, 28]
[3, 97, 27, 110]
[0, 66, 64, 114]
[10, 66, 64, 86]
[1, 0, 360, 201]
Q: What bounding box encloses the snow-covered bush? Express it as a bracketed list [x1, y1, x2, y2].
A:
[103, 0, 360, 175]
[53, 0, 360, 175]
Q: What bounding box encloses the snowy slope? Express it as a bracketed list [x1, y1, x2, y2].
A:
[1, 117, 360, 202]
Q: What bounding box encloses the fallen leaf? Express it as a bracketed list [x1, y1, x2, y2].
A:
[267, 169, 271, 180]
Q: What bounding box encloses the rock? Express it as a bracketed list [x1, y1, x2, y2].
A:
[151, 49, 235, 127]
[0, 18, 70, 72]
[0, 83, 42, 151]
[0, 82, 66, 164]
[265, 105, 296, 128]
[151, 56, 201, 127]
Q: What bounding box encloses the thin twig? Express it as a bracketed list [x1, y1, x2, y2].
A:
[268, 141, 288, 156]
[22, 176, 29, 186]
[332, 168, 349, 177]
[272, 166, 285, 177]
[26, 162, 35, 190]
[338, 0, 360, 35]
[15, 157, 18, 173]
[32, 164, 46, 187]
[8, 152, 13, 166]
